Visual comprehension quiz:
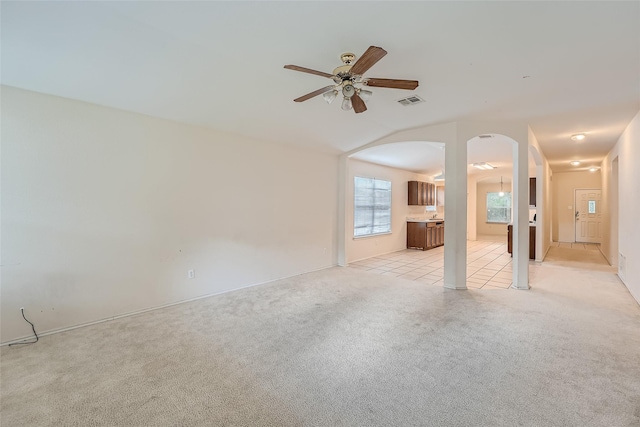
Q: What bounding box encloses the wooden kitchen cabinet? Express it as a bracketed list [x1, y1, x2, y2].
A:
[426, 183, 435, 205]
[408, 181, 421, 205]
[408, 181, 435, 205]
[407, 221, 427, 249]
[529, 178, 536, 206]
[507, 224, 535, 259]
[436, 223, 444, 246]
[407, 221, 444, 250]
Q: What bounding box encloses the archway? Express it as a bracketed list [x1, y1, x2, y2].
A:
[338, 121, 531, 290]
[467, 133, 530, 289]
[341, 140, 446, 264]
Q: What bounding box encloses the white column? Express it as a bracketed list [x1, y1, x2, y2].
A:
[444, 138, 467, 290]
[512, 141, 530, 289]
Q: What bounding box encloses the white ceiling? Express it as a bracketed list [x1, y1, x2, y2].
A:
[2, 2, 639, 173]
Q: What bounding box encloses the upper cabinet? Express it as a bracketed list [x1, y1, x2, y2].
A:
[408, 181, 420, 205]
[529, 178, 536, 206]
[408, 181, 435, 205]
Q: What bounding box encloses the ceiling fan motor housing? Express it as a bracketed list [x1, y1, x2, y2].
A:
[340, 52, 356, 64]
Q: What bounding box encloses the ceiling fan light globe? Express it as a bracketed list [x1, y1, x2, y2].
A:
[322, 90, 338, 104]
[359, 89, 373, 102]
[342, 84, 355, 98]
[341, 97, 353, 111]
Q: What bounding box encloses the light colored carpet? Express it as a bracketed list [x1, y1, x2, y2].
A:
[2, 249, 639, 426]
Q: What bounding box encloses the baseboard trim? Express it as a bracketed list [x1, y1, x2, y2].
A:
[1, 263, 338, 347]
[598, 245, 613, 266]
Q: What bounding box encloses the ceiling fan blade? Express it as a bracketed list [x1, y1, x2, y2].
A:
[293, 85, 336, 102]
[365, 78, 419, 90]
[284, 65, 334, 79]
[351, 93, 367, 114]
[349, 46, 387, 76]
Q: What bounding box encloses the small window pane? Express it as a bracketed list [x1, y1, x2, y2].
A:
[487, 192, 511, 223]
[354, 177, 392, 237]
[588, 200, 596, 214]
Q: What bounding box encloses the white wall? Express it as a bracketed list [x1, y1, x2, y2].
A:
[602, 110, 640, 304]
[601, 156, 618, 266]
[1, 86, 338, 343]
[346, 159, 429, 262]
[551, 171, 602, 242]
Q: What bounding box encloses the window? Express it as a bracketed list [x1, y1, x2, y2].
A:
[486, 192, 511, 223]
[354, 177, 391, 237]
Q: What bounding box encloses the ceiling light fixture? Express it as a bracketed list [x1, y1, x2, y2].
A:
[571, 134, 586, 141]
[570, 161, 581, 166]
[286, 46, 419, 114]
[589, 167, 598, 172]
[322, 90, 338, 104]
[358, 89, 372, 102]
[499, 176, 505, 197]
[472, 162, 495, 170]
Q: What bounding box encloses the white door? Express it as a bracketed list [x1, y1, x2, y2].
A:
[575, 189, 602, 243]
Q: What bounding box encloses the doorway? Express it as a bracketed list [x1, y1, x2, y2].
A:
[575, 189, 602, 243]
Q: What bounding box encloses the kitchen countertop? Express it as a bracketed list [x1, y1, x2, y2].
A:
[508, 222, 537, 227]
[407, 218, 444, 223]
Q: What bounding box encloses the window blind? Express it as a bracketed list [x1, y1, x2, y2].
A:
[354, 177, 392, 237]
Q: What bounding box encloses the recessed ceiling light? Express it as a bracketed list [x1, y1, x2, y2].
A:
[589, 167, 598, 172]
[570, 161, 581, 166]
[472, 162, 495, 170]
[571, 134, 586, 141]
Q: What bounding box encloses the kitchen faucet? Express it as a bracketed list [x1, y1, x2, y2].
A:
[431, 213, 438, 219]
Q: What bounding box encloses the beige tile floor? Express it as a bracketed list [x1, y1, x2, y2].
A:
[349, 237, 603, 289]
[348, 236, 515, 289]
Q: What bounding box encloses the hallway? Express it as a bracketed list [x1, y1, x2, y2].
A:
[543, 241, 614, 273]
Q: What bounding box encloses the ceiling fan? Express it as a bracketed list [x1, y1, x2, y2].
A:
[284, 46, 419, 114]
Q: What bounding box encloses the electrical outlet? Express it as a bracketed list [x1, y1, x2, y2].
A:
[187, 269, 195, 279]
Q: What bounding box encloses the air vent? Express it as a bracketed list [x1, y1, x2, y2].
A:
[397, 95, 424, 106]
[478, 134, 493, 139]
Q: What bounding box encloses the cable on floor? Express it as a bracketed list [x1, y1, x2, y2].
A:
[8, 308, 39, 346]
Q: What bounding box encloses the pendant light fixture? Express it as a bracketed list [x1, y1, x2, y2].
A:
[499, 176, 505, 197]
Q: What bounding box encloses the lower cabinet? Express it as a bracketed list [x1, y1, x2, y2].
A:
[407, 221, 444, 251]
[507, 224, 535, 260]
